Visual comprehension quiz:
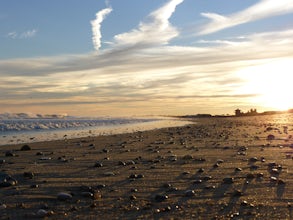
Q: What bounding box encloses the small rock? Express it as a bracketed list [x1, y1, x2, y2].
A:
[185, 190, 195, 197]
[23, 172, 35, 178]
[0, 204, 7, 210]
[57, 192, 72, 201]
[94, 162, 103, 167]
[249, 157, 258, 162]
[104, 172, 115, 176]
[182, 154, 193, 160]
[154, 194, 168, 202]
[129, 195, 137, 200]
[223, 177, 234, 184]
[235, 167, 242, 172]
[20, 144, 31, 151]
[5, 151, 15, 157]
[81, 192, 93, 198]
[267, 134, 275, 140]
[197, 168, 205, 173]
[233, 190, 243, 197]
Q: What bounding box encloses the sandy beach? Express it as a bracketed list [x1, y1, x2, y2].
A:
[1, 114, 292, 219]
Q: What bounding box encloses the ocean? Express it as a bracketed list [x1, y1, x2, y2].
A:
[0, 117, 190, 146]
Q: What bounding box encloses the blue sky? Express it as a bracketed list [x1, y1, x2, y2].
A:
[1, 0, 293, 116]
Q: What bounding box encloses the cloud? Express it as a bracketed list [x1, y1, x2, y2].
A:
[6, 29, 37, 39]
[91, 7, 112, 51]
[112, 0, 184, 47]
[1, 1, 293, 115]
[198, 0, 293, 35]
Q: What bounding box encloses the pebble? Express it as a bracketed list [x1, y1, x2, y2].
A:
[104, 172, 115, 176]
[182, 154, 193, 160]
[23, 172, 35, 178]
[197, 168, 205, 173]
[154, 194, 168, 202]
[94, 162, 103, 167]
[0, 204, 7, 210]
[20, 144, 31, 151]
[81, 192, 94, 198]
[57, 192, 73, 201]
[223, 177, 234, 184]
[267, 134, 275, 140]
[5, 151, 15, 157]
[0, 159, 5, 164]
[185, 190, 195, 197]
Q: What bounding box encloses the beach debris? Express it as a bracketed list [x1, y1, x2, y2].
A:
[235, 167, 242, 172]
[57, 192, 73, 201]
[20, 144, 31, 151]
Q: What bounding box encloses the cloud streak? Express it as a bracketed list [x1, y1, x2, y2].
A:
[91, 7, 112, 51]
[113, 0, 183, 47]
[198, 0, 293, 35]
[6, 29, 37, 39]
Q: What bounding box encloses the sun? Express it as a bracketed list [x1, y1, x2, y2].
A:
[237, 58, 293, 111]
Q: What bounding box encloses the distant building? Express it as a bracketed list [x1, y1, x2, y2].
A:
[235, 109, 242, 116]
[235, 108, 258, 117]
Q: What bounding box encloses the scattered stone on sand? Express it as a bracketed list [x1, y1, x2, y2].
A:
[0, 172, 17, 187]
[57, 192, 73, 201]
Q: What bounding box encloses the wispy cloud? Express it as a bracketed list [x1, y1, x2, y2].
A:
[6, 29, 37, 39]
[198, 0, 293, 35]
[113, 0, 184, 47]
[91, 7, 112, 51]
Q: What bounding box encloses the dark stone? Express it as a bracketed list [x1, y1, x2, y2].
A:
[154, 194, 168, 202]
[5, 151, 15, 157]
[223, 177, 234, 184]
[20, 144, 31, 151]
[94, 162, 103, 167]
[23, 172, 35, 178]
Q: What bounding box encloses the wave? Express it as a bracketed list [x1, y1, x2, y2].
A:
[0, 118, 157, 133]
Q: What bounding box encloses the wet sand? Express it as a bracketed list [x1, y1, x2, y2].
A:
[0, 115, 292, 219]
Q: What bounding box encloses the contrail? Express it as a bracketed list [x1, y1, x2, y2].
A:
[91, 7, 112, 51]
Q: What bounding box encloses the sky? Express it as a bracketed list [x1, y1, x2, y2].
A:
[0, 0, 293, 116]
